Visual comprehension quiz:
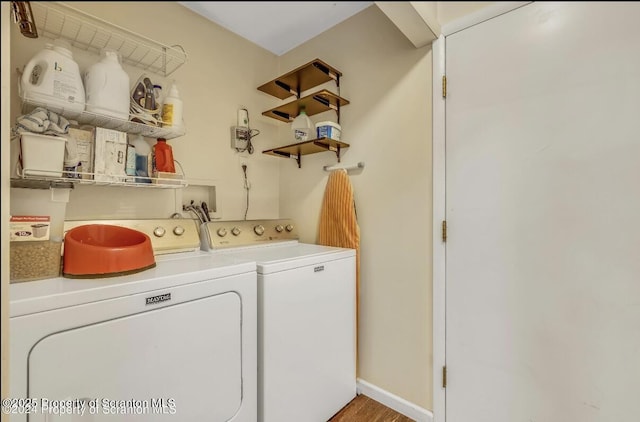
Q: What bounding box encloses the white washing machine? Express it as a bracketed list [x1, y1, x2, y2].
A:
[9, 219, 257, 422]
[201, 219, 356, 422]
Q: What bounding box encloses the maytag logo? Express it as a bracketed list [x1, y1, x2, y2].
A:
[146, 293, 171, 305]
[314, 265, 325, 273]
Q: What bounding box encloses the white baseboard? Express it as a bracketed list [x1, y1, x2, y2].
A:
[356, 379, 433, 422]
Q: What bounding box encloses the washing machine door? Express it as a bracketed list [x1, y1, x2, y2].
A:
[18, 290, 243, 421]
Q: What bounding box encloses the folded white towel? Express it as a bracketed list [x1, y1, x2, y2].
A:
[14, 107, 70, 136]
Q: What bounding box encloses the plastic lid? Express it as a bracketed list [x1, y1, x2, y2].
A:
[315, 121, 341, 128]
[52, 39, 73, 57]
[102, 49, 122, 63]
[168, 83, 180, 98]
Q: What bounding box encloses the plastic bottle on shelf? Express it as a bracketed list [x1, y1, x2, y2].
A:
[291, 106, 313, 142]
[161, 82, 184, 131]
[84, 49, 130, 120]
[129, 135, 152, 183]
[20, 39, 85, 113]
[152, 138, 176, 175]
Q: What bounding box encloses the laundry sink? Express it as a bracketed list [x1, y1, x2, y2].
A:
[63, 224, 155, 278]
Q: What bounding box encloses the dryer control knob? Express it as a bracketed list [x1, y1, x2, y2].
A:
[254, 225, 265, 236]
[153, 227, 166, 237]
[285, 224, 294, 232]
[275, 224, 284, 233]
[231, 227, 241, 236]
[217, 228, 227, 237]
[173, 226, 185, 236]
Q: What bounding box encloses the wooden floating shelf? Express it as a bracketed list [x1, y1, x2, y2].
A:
[258, 59, 350, 168]
[263, 138, 350, 168]
[257, 59, 342, 100]
[262, 90, 350, 123]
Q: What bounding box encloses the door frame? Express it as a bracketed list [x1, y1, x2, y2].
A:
[431, 3, 532, 421]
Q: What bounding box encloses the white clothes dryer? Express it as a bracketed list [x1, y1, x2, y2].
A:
[201, 219, 357, 422]
[9, 219, 257, 422]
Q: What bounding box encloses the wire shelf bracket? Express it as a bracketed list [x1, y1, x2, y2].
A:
[30, 2, 187, 77]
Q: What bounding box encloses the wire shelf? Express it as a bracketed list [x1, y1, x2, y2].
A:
[20, 98, 186, 140]
[13, 167, 188, 190]
[30, 2, 187, 77]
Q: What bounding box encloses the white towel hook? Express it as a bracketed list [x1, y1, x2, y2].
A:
[323, 162, 365, 172]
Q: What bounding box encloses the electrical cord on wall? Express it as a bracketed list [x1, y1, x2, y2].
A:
[235, 108, 260, 154]
[174, 159, 186, 178]
[242, 164, 250, 220]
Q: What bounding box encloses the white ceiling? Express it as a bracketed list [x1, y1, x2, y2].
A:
[179, 2, 374, 56]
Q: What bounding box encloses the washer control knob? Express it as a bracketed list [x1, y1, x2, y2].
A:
[285, 224, 294, 232]
[217, 228, 227, 237]
[275, 224, 284, 233]
[254, 225, 265, 236]
[231, 227, 241, 236]
[153, 227, 166, 237]
[173, 226, 185, 236]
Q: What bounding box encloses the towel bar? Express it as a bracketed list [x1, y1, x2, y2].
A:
[323, 162, 365, 172]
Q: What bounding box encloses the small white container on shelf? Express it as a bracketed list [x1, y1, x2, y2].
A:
[162, 82, 184, 131]
[315, 121, 341, 141]
[20, 133, 67, 177]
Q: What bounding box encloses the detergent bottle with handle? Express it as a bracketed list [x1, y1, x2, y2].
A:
[20, 39, 85, 113]
[84, 49, 130, 120]
[152, 138, 176, 175]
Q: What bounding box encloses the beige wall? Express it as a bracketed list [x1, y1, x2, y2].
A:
[278, 5, 434, 409]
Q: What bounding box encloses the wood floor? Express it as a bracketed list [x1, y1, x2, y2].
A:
[328, 394, 415, 422]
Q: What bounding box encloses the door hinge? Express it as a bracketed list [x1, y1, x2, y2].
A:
[442, 220, 447, 242]
[442, 366, 447, 388]
[442, 75, 447, 98]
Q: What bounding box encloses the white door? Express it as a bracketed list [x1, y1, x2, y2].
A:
[445, 2, 640, 421]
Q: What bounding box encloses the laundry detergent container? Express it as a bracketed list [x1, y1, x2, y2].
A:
[63, 224, 155, 278]
[20, 41, 85, 113]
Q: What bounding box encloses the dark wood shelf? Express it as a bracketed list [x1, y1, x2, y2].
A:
[263, 138, 350, 168]
[262, 90, 350, 123]
[258, 59, 351, 168]
[257, 59, 342, 100]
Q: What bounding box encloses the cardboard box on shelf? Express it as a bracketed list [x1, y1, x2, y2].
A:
[68, 126, 94, 179]
[93, 127, 127, 182]
[152, 171, 184, 186]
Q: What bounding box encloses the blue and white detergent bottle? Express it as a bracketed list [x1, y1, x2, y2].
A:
[129, 135, 152, 183]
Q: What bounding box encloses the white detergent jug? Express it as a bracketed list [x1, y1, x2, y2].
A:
[20, 40, 85, 113]
[84, 49, 130, 120]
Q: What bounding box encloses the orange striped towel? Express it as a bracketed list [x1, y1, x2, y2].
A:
[317, 169, 360, 373]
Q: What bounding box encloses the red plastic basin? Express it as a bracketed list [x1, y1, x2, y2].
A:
[63, 224, 155, 278]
